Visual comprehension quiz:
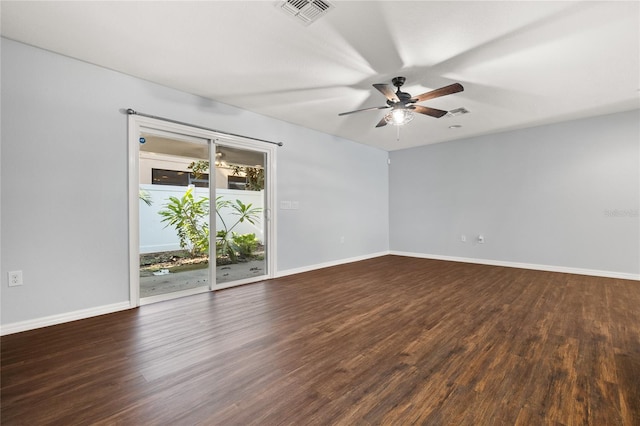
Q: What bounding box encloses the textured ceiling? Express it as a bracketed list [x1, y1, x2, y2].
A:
[1, 1, 639, 151]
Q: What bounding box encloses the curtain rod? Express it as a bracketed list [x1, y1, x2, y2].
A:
[124, 108, 283, 147]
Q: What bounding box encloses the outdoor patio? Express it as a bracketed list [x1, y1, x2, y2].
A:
[140, 259, 266, 298]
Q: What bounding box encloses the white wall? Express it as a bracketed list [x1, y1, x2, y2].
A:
[276, 126, 390, 271]
[389, 110, 640, 277]
[0, 38, 389, 328]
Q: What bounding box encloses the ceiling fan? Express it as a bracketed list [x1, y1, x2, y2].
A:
[338, 77, 464, 127]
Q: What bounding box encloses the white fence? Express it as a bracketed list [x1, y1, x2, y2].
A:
[139, 184, 264, 254]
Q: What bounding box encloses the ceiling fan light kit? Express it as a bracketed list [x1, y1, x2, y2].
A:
[385, 108, 415, 126]
[339, 76, 464, 128]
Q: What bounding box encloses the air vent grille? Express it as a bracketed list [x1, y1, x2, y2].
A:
[447, 107, 470, 117]
[279, 0, 334, 25]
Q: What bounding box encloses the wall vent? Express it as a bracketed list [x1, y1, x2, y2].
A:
[278, 0, 334, 26]
[446, 107, 470, 117]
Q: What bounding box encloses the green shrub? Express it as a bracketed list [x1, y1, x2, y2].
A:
[158, 188, 209, 257]
[215, 198, 262, 263]
[232, 233, 259, 257]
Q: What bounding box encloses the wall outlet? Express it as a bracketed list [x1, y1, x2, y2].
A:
[460, 234, 466, 243]
[8, 270, 23, 287]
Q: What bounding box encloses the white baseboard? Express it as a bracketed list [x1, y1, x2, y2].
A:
[390, 251, 640, 281]
[1, 301, 133, 336]
[5, 251, 633, 336]
[2, 252, 389, 335]
[276, 251, 390, 278]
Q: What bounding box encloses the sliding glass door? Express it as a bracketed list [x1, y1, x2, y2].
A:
[128, 115, 276, 305]
[213, 144, 268, 287]
[137, 129, 212, 303]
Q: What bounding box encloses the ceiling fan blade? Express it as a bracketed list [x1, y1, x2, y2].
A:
[411, 83, 464, 103]
[338, 105, 390, 116]
[373, 83, 400, 103]
[411, 105, 448, 118]
[375, 117, 388, 128]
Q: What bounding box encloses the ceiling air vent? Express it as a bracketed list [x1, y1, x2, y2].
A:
[278, 0, 334, 26]
[446, 107, 470, 117]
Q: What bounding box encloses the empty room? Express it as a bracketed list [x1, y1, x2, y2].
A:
[1, 1, 639, 424]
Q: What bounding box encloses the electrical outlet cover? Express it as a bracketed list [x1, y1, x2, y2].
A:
[8, 271, 23, 287]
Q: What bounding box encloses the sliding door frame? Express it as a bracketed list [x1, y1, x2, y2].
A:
[211, 137, 276, 290]
[128, 115, 276, 306]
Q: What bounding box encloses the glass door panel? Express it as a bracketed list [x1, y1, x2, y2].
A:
[138, 131, 211, 301]
[214, 145, 268, 286]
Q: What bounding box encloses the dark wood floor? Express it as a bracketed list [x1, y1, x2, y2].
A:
[2, 256, 639, 425]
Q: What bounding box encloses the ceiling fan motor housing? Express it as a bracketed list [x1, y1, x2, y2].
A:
[391, 76, 406, 88]
[390, 76, 412, 105]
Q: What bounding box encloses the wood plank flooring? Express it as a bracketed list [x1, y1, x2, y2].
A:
[2, 256, 639, 425]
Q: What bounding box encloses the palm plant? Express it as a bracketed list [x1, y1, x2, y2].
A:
[158, 188, 209, 257]
[158, 189, 262, 263]
[139, 189, 153, 206]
